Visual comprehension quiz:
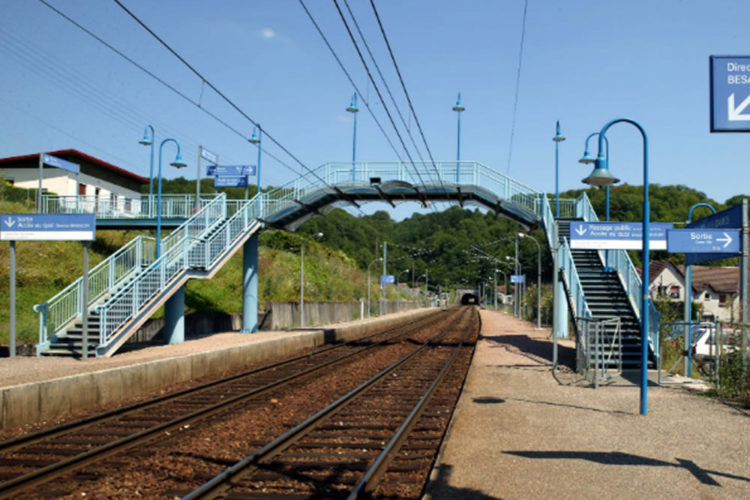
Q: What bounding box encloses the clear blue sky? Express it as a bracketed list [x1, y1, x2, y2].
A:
[1, 0, 749, 220]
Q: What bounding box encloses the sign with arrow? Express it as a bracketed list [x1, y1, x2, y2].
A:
[667, 229, 740, 254]
[569, 221, 673, 250]
[685, 204, 743, 264]
[0, 214, 95, 241]
[710, 55, 750, 132]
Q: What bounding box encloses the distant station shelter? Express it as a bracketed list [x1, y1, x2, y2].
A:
[0, 149, 148, 201]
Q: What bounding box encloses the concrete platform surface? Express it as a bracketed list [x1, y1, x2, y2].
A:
[424, 309, 750, 499]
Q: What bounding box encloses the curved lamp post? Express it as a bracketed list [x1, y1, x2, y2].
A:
[580, 132, 618, 268]
[453, 92, 465, 183]
[553, 121, 565, 217]
[156, 138, 186, 258]
[249, 125, 262, 201]
[518, 232, 542, 329]
[346, 94, 358, 181]
[367, 257, 383, 317]
[139, 125, 156, 215]
[300, 232, 324, 327]
[583, 117, 648, 415]
[397, 269, 410, 311]
[684, 202, 717, 376]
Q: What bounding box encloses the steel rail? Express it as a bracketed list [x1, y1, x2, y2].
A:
[183, 308, 471, 499]
[0, 311, 450, 498]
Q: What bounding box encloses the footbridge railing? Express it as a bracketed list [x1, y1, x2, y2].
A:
[41, 193, 220, 219]
[261, 161, 541, 222]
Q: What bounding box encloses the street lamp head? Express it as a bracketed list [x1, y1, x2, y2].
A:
[315, 232, 324, 239]
[170, 152, 187, 169]
[249, 125, 260, 145]
[579, 149, 595, 164]
[138, 127, 153, 146]
[346, 93, 359, 113]
[452, 92, 465, 112]
[553, 120, 565, 142]
[517, 232, 526, 239]
[582, 157, 619, 187]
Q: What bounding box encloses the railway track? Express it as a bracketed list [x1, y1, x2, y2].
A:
[184, 306, 479, 499]
[0, 309, 458, 499]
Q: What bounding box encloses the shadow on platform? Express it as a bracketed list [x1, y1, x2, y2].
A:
[480, 334, 576, 369]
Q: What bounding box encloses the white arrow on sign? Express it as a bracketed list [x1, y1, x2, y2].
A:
[728, 93, 750, 121]
[3, 218, 15, 228]
[717, 232, 733, 248]
[575, 224, 587, 236]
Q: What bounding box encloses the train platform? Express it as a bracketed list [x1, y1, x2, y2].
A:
[0, 308, 435, 431]
[424, 309, 750, 499]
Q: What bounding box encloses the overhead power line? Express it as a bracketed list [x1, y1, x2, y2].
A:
[506, 0, 529, 174]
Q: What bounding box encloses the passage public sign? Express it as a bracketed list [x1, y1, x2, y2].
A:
[569, 222, 673, 250]
[0, 214, 96, 241]
[710, 55, 750, 132]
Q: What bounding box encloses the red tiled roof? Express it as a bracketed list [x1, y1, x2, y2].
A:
[679, 265, 739, 294]
[0, 149, 148, 184]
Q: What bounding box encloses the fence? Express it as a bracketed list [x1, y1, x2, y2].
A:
[576, 316, 622, 388]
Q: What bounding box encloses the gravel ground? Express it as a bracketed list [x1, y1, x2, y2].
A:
[423, 309, 750, 500]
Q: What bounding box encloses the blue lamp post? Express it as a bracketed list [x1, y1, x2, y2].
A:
[553, 121, 565, 217]
[139, 125, 155, 215]
[156, 138, 186, 258]
[452, 92, 465, 183]
[249, 125, 262, 200]
[580, 133, 618, 269]
[684, 202, 717, 376]
[583, 118, 649, 415]
[346, 94, 358, 181]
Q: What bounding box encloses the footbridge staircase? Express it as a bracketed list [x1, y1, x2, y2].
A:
[34, 161, 659, 363]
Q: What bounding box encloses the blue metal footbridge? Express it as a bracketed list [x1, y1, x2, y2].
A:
[34, 161, 659, 368]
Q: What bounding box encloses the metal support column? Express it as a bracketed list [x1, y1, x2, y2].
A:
[241, 233, 259, 333]
[164, 285, 185, 344]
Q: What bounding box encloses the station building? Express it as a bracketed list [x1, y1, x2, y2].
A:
[0, 149, 148, 200]
[648, 259, 740, 322]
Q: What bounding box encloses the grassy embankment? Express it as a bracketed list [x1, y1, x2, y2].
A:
[0, 195, 399, 348]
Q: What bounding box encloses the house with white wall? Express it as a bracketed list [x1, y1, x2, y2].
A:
[647, 259, 740, 322]
[0, 149, 148, 201]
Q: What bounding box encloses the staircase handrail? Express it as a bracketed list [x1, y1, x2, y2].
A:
[33, 234, 157, 349]
[558, 237, 593, 321]
[575, 192, 661, 354]
[95, 195, 260, 347]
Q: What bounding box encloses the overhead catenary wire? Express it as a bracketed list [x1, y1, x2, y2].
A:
[110, 0, 338, 191]
[506, 0, 529, 174]
[368, 0, 444, 191]
[341, 0, 428, 168]
[297, 0, 405, 164]
[330, 0, 432, 195]
[36, 0, 306, 180]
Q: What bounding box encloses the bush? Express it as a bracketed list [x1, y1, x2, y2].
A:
[717, 351, 750, 407]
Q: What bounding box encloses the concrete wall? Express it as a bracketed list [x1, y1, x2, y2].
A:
[267, 300, 424, 330]
[0, 308, 438, 430]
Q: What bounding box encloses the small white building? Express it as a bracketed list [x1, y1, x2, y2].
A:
[0, 149, 148, 201]
[648, 260, 740, 322]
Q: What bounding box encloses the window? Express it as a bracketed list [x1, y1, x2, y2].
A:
[669, 286, 680, 299]
[719, 294, 728, 307]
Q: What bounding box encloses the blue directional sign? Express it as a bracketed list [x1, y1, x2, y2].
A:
[510, 274, 525, 284]
[200, 147, 217, 164]
[0, 214, 95, 241]
[380, 274, 395, 286]
[213, 165, 256, 188]
[686, 204, 743, 264]
[206, 165, 216, 176]
[569, 222, 673, 250]
[710, 55, 750, 132]
[667, 229, 740, 255]
[42, 153, 79, 174]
